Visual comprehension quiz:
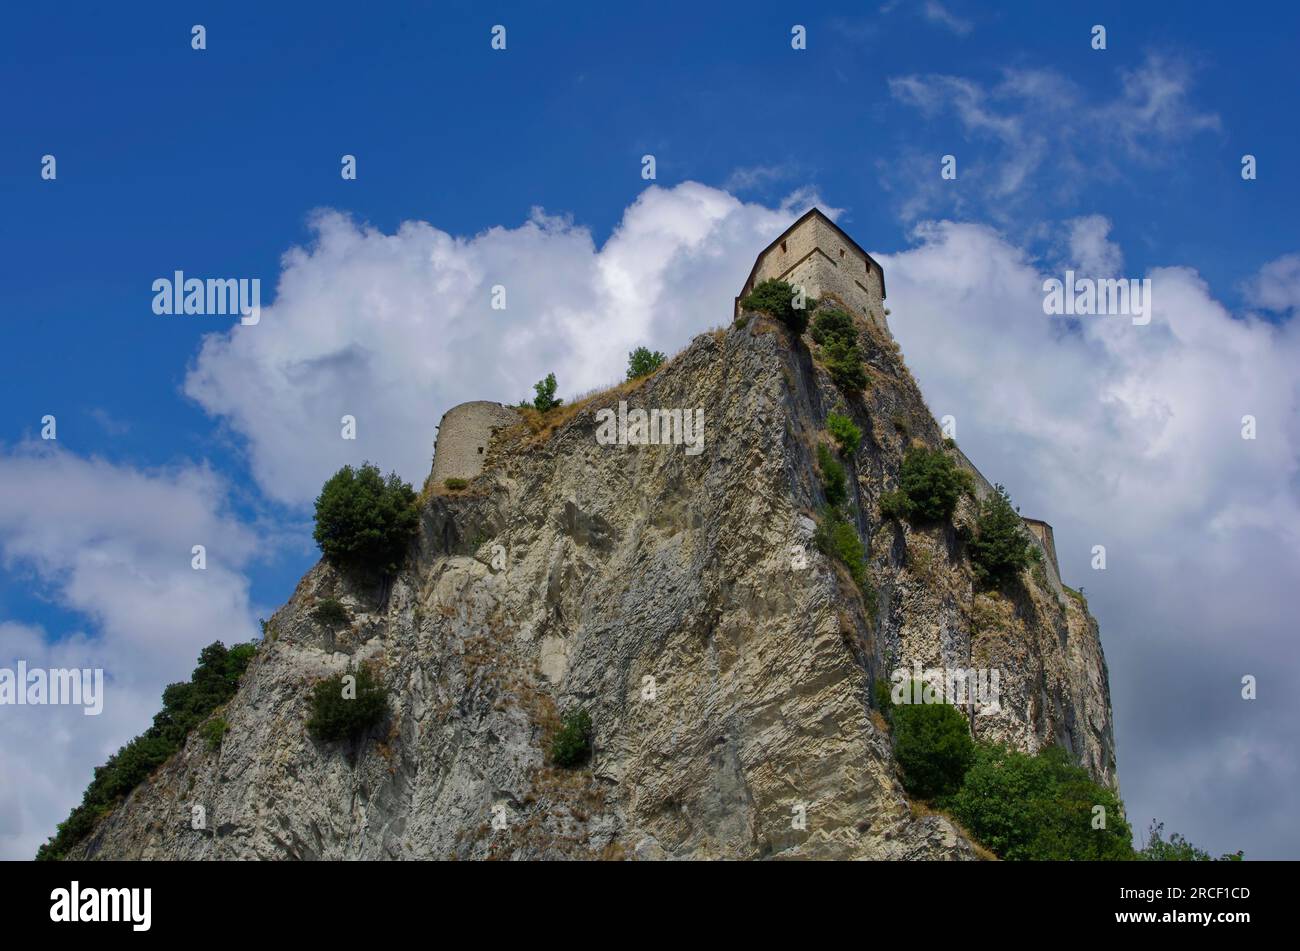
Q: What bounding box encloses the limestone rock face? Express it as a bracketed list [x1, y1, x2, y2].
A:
[70, 308, 1116, 860]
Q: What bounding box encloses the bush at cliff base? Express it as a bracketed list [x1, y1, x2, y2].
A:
[945, 743, 1133, 860]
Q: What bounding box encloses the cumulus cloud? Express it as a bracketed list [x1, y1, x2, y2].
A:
[7, 182, 1297, 859]
[880, 222, 1300, 857]
[0, 447, 261, 858]
[184, 185, 826, 506]
[1244, 253, 1300, 313]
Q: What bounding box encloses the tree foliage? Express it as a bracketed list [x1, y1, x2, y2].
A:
[814, 506, 867, 589]
[306, 664, 390, 743]
[529, 372, 563, 412]
[879, 447, 973, 524]
[312, 463, 419, 579]
[36, 641, 256, 860]
[826, 412, 862, 455]
[550, 708, 593, 767]
[1138, 821, 1243, 861]
[946, 744, 1133, 860]
[739, 279, 809, 335]
[890, 691, 975, 800]
[968, 483, 1035, 589]
[626, 346, 666, 380]
[816, 443, 848, 507]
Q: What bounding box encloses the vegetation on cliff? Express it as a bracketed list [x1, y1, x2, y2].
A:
[740, 278, 810, 335]
[37, 641, 256, 860]
[626, 346, 666, 380]
[306, 665, 391, 743]
[524, 372, 563, 412]
[810, 308, 868, 394]
[968, 483, 1039, 590]
[879, 446, 973, 524]
[550, 708, 593, 767]
[313, 463, 419, 579]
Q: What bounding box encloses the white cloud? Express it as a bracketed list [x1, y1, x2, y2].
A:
[922, 1, 972, 36]
[0, 446, 261, 859]
[7, 183, 1297, 858]
[1244, 253, 1300, 313]
[880, 222, 1300, 857]
[882, 54, 1221, 223]
[184, 185, 827, 506]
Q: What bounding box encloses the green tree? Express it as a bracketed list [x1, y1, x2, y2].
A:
[890, 691, 975, 800]
[968, 484, 1035, 589]
[811, 308, 856, 347]
[814, 506, 867, 589]
[880, 447, 972, 524]
[306, 665, 390, 743]
[312, 463, 419, 579]
[36, 640, 256, 860]
[529, 372, 563, 411]
[1138, 821, 1243, 861]
[810, 310, 868, 394]
[550, 708, 593, 767]
[826, 412, 862, 455]
[311, 598, 350, 627]
[739, 279, 809, 335]
[817, 444, 848, 507]
[946, 744, 1133, 860]
[626, 346, 666, 380]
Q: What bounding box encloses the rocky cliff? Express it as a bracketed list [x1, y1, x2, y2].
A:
[70, 302, 1117, 860]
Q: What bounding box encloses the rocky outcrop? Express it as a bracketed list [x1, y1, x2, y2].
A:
[69, 304, 1116, 860]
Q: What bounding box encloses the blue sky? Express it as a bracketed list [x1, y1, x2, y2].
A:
[3, 0, 1299, 859]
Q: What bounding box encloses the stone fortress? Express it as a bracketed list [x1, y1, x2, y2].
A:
[734, 207, 890, 335]
[431, 208, 1062, 584]
[430, 400, 521, 484]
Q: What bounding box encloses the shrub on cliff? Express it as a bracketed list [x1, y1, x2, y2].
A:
[306, 665, 390, 743]
[879, 447, 972, 524]
[527, 372, 563, 412]
[811, 309, 868, 394]
[311, 598, 350, 627]
[200, 717, 229, 752]
[740, 279, 809, 335]
[826, 412, 862, 455]
[946, 744, 1133, 861]
[550, 708, 593, 767]
[814, 506, 867, 589]
[968, 484, 1036, 589]
[811, 308, 856, 347]
[890, 691, 975, 800]
[626, 346, 666, 380]
[313, 463, 419, 579]
[36, 641, 256, 860]
[816, 444, 848, 507]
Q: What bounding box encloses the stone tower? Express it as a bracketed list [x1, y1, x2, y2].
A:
[430, 401, 521, 485]
[734, 207, 889, 334]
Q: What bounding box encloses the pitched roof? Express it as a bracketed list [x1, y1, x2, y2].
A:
[741, 207, 887, 299]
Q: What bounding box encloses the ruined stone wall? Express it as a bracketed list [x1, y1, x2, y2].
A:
[430, 401, 520, 484]
[953, 445, 1064, 590]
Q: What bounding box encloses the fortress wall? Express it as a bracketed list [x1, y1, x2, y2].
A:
[953, 446, 1064, 590]
[1022, 519, 1061, 578]
[430, 401, 521, 484]
[741, 215, 888, 334]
